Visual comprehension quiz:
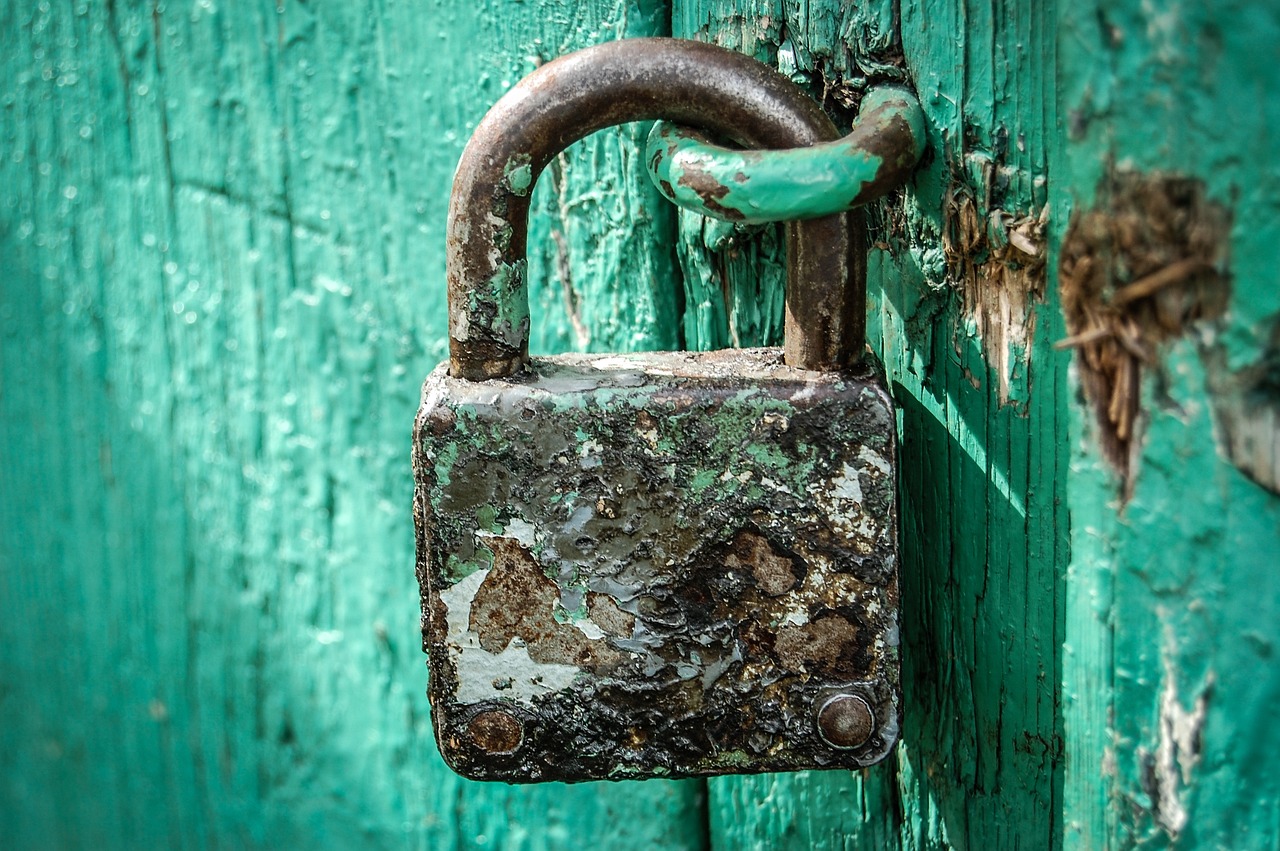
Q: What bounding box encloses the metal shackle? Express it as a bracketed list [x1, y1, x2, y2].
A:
[446, 38, 899, 380]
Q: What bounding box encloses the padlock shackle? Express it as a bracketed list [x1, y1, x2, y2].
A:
[447, 37, 862, 380]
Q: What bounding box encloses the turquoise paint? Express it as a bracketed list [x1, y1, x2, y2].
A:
[3, 0, 1276, 846]
[0, 0, 704, 848]
[474, 262, 532, 350]
[645, 86, 926, 223]
[505, 154, 536, 196]
[677, 1, 1065, 849]
[1056, 2, 1280, 848]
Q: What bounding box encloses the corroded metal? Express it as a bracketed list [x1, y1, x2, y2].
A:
[445, 37, 862, 377]
[645, 86, 927, 224]
[816, 694, 876, 749]
[414, 349, 900, 782]
[419, 36, 917, 784]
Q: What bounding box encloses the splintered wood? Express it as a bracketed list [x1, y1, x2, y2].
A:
[943, 185, 1049, 405]
[1058, 171, 1231, 491]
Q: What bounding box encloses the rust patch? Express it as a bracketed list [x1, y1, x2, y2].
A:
[774, 614, 860, 679]
[586, 592, 636, 638]
[1058, 171, 1231, 491]
[725, 529, 800, 596]
[675, 163, 746, 222]
[470, 537, 623, 670]
[943, 184, 1048, 403]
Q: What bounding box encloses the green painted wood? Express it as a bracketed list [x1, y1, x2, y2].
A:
[674, 2, 1064, 849]
[5, 1, 1278, 849]
[0, 1, 702, 849]
[675, 2, 1279, 850]
[1057, 3, 1280, 848]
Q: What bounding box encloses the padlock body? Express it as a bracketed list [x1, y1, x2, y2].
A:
[413, 347, 899, 782]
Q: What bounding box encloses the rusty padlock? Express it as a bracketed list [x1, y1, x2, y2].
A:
[413, 38, 922, 783]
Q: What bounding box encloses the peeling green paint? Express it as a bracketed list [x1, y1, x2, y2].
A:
[676, 4, 1063, 848]
[446, 544, 497, 584]
[505, 154, 535, 196]
[1057, 2, 1280, 849]
[0, 1, 703, 848]
[466, 262, 532, 350]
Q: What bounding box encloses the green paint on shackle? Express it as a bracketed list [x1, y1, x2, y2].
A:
[645, 86, 926, 224]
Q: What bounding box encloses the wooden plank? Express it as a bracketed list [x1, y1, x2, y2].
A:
[674, 1, 1066, 848]
[0, 1, 704, 848]
[1057, 2, 1280, 848]
[678, 1, 1280, 849]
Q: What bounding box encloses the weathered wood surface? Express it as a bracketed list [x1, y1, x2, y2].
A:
[676, 3, 1062, 849]
[3, 0, 1278, 849]
[0, 1, 702, 848]
[1057, 3, 1280, 848]
[675, 1, 1279, 850]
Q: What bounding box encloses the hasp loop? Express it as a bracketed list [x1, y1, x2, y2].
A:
[645, 86, 925, 225]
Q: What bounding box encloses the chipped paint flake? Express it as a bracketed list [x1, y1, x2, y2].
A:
[857, 445, 891, 475]
[1141, 622, 1213, 839]
[440, 567, 489, 640]
[830, 462, 865, 504]
[570, 619, 607, 640]
[454, 641, 582, 706]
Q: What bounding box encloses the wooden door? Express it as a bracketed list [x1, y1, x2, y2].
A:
[2, 1, 1276, 849]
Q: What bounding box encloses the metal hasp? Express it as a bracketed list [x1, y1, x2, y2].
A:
[645, 86, 926, 224]
[414, 37, 924, 783]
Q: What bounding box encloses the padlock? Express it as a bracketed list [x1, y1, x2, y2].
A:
[413, 38, 922, 783]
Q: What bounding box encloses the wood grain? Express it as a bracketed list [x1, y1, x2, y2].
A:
[675, 2, 1280, 850]
[3, 1, 1278, 849]
[0, 1, 701, 848]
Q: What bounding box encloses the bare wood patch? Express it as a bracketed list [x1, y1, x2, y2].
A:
[1207, 322, 1280, 495]
[1058, 171, 1232, 492]
[1133, 623, 1214, 842]
[943, 185, 1049, 404]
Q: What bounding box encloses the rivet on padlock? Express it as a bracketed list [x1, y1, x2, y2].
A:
[413, 37, 923, 783]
